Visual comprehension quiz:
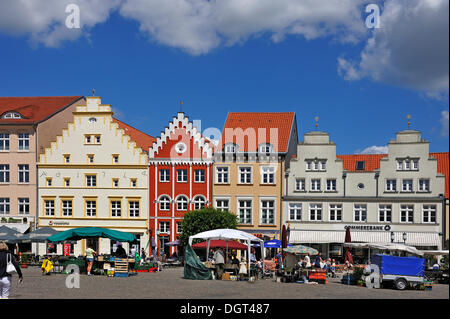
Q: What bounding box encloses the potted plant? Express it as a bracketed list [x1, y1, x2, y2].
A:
[20, 253, 30, 268]
[357, 279, 365, 287]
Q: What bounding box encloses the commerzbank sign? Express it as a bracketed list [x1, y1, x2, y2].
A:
[345, 225, 391, 231]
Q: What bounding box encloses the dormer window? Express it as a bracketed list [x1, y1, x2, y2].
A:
[224, 143, 237, 153]
[356, 161, 365, 171]
[259, 143, 273, 153]
[1, 112, 23, 119]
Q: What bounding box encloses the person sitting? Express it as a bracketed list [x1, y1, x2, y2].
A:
[314, 255, 323, 269]
[114, 243, 127, 258]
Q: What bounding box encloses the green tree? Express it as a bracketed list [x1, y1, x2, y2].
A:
[180, 207, 238, 247]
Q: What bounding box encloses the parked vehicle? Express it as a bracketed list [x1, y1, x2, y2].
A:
[368, 254, 425, 290]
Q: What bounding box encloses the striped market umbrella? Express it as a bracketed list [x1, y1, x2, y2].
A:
[284, 245, 319, 255]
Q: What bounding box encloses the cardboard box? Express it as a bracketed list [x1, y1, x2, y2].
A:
[222, 273, 231, 280]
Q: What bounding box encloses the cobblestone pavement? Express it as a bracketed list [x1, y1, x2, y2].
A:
[7, 266, 449, 299]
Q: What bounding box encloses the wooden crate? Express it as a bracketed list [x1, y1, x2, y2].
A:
[114, 258, 129, 277]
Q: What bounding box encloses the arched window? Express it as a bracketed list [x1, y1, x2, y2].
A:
[159, 195, 171, 211]
[258, 143, 273, 153]
[224, 143, 238, 153]
[1, 111, 23, 119]
[193, 196, 206, 210]
[176, 195, 188, 211]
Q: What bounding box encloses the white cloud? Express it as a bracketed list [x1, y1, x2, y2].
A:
[0, 0, 121, 47]
[356, 145, 388, 154]
[338, 0, 449, 98]
[440, 110, 449, 137]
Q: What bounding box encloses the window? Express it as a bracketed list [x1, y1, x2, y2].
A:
[129, 201, 140, 217]
[320, 161, 327, 171]
[422, 205, 436, 223]
[309, 204, 322, 221]
[64, 178, 70, 187]
[239, 167, 252, 184]
[46, 178, 52, 187]
[86, 200, 96, 217]
[329, 204, 342, 221]
[18, 133, 29, 150]
[259, 144, 272, 153]
[159, 221, 170, 233]
[194, 169, 205, 183]
[289, 203, 302, 221]
[260, 200, 275, 224]
[159, 196, 171, 211]
[2, 112, 22, 119]
[177, 169, 187, 182]
[215, 199, 229, 211]
[397, 158, 419, 171]
[310, 179, 321, 191]
[400, 205, 414, 223]
[130, 178, 137, 187]
[0, 165, 10, 183]
[402, 179, 413, 192]
[238, 200, 252, 224]
[0, 198, 10, 214]
[113, 155, 119, 163]
[85, 135, 91, 144]
[62, 200, 73, 216]
[64, 155, 70, 163]
[356, 161, 365, 171]
[306, 160, 326, 171]
[160, 169, 170, 182]
[385, 179, 397, 192]
[224, 144, 237, 153]
[295, 179, 305, 191]
[306, 161, 313, 171]
[176, 222, 183, 234]
[0, 133, 10, 151]
[18, 198, 29, 214]
[111, 201, 121, 217]
[18, 164, 29, 183]
[193, 196, 206, 210]
[87, 154, 94, 164]
[326, 179, 336, 191]
[354, 204, 367, 222]
[113, 179, 119, 188]
[44, 199, 55, 216]
[378, 205, 392, 222]
[261, 166, 275, 184]
[216, 167, 229, 184]
[418, 179, 430, 192]
[176, 196, 188, 211]
[412, 160, 419, 170]
[86, 175, 96, 187]
[95, 135, 101, 144]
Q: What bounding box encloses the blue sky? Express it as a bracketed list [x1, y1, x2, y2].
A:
[0, 1, 448, 154]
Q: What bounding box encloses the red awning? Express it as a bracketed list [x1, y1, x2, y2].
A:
[192, 240, 248, 250]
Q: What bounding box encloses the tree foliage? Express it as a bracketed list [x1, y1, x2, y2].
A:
[180, 207, 238, 247]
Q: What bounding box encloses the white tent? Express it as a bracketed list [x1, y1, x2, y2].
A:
[189, 228, 265, 276]
[343, 242, 424, 262]
[420, 250, 449, 256]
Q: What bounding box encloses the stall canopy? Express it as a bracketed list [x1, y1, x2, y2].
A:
[192, 240, 248, 250]
[47, 227, 137, 243]
[184, 244, 212, 280]
[420, 250, 449, 256]
[284, 245, 319, 255]
[188, 228, 265, 276]
[14, 226, 59, 243]
[0, 225, 21, 243]
[343, 242, 424, 257]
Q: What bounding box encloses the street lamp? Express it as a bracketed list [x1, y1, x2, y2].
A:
[402, 232, 407, 244]
[287, 223, 291, 243]
[391, 231, 395, 243]
[391, 231, 408, 244]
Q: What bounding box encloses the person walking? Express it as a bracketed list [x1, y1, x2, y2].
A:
[85, 245, 97, 276]
[213, 248, 225, 280]
[0, 241, 23, 299]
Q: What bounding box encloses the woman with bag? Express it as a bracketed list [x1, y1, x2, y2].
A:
[0, 241, 23, 299]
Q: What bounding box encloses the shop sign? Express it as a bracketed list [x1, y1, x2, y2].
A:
[49, 220, 70, 226]
[345, 225, 391, 231]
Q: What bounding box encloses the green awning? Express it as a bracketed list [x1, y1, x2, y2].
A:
[47, 227, 137, 243]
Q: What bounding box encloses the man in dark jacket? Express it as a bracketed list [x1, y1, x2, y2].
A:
[114, 243, 127, 258]
[0, 241, 23, 299]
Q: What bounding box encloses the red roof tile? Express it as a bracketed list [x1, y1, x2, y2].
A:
[430, 152, 449, 198]
[113, 118, 156, 152]
[0, 96, 84, 124]
[220, 112, 295, 153]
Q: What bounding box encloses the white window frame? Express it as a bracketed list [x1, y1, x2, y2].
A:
[215, 166, 229, 184]
[18, 133, 29, 151]
[422, 205, 436, 224]
[18, 198, 29, 215]
[309, 203, 322, 221]
[159, 169, 170, 182]
[129, 201, 140, 217]
[402, 179, 413, 192]
[260, 198, 275, 225]
[385, 179, 397, 192]
[194, 169, 205, 183]
[86, 175, 97, 187]
[176, 195, 188, 211]
[62, 200, 73, 217]
[159, 221, 170, 234]
[238, 166, 252, 184]
[215, 198, 230, 212]
[288, 203, 302, 221]
[159, 195, 171, 211]
[329, 204, 342, 221]
[0, 133, 10, 151]
[353, 204, 367, 222]
[177, 169, 188, 183]
[326, 179, 337, 192]
[111, 200, 121, 217]
[261, 166, 275, 184]
[378, 204, 392, 223]
[44, 199, 55, 216]
[295, 178, 306, 191]
[400, 204, 414, 223]
[0, 164, 10, 183]
[418, 179, 430, 192]
[310, 179, 321, 192]
[18, 164, 29, 183]
[224, 144, 237, 153]
[0, 198, 10, 214]
[193, 195, 206, 210]
[237, 198, 252, 224]
[86, 200, 97, 217]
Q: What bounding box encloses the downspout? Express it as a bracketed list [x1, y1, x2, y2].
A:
[442, 194, 446, 250]
[279, 157, 283, 240]
[342, 172, 347, 198]
[375, 172, 380, 197]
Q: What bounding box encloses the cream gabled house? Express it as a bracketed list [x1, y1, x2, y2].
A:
[37, 97, 154, 256]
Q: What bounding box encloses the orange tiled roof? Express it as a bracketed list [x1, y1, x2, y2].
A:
[220, 112, 295, 153]
[0, 96, 84, 124]
[338, 152, 449, 198]
[112, 118, 156, 153]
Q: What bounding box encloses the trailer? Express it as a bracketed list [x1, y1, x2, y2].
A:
[369, 254, 425, 290]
